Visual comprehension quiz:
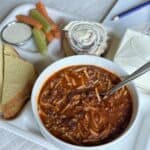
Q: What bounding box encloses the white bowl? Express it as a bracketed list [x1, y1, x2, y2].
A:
[31, 55, 139, 150]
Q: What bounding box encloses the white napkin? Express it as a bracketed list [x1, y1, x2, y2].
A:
[114, 29, 150, 92]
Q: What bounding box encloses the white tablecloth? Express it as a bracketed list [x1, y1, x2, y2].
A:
[0, 0, 149, 149]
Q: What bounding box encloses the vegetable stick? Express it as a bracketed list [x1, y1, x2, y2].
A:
[32, 28, 47, 55]
[16, 15, 42, 29]
[53, 30, 61, 39]
[51, 24, 58, 31]
[30, 9, 51, 32]
[36, 2, 59, 31]
[36, 1, 55, 24]
[36, 1, 49, 19]
[45, 31, 54, 42]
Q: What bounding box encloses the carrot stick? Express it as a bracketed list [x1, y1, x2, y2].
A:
[53, 30, 61, 39]
[36, 1, 54, 24]
[36, 1, 59, 30]
[46, 31, 54, 42]
[51, 24, 58, 31]
[36, 1, 49, 18]
[16, 15, 42, 29]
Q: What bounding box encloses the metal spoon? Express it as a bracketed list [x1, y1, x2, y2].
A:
[102, 61, 150, 96]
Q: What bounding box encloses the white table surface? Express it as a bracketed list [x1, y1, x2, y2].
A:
[0, 0, 149, 150]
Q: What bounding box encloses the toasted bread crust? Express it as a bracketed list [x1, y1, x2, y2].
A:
[2, 80, 33, 119]
[4, 44, 20, 58]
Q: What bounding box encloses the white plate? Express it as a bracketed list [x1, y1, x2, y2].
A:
[0, 3, 150, 150]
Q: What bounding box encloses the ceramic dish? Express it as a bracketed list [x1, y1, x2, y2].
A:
[1, 21, 32, 46]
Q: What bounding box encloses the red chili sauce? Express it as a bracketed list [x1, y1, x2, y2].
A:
[38, 65, 132, 146]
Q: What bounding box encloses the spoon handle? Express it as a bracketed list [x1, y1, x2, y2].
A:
[106, 61, 150, 95]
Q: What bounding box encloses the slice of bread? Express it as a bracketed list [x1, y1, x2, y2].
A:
[0, 44, 37, 119]
[4, 44, 19, 57]
[0, 42, 3, 106]
[2, 55, 37, 119]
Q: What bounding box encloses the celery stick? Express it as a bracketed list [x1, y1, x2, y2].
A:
[30, 9, 51, 32]
[32, 28, 47, 55]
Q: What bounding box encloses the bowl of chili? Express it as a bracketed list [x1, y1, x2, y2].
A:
[31, 55, 139, 150]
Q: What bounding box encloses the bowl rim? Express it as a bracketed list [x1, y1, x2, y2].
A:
[31, 55, 139, 149]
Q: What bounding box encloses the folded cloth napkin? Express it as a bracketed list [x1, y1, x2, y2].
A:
[114, 29, 150, 92]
